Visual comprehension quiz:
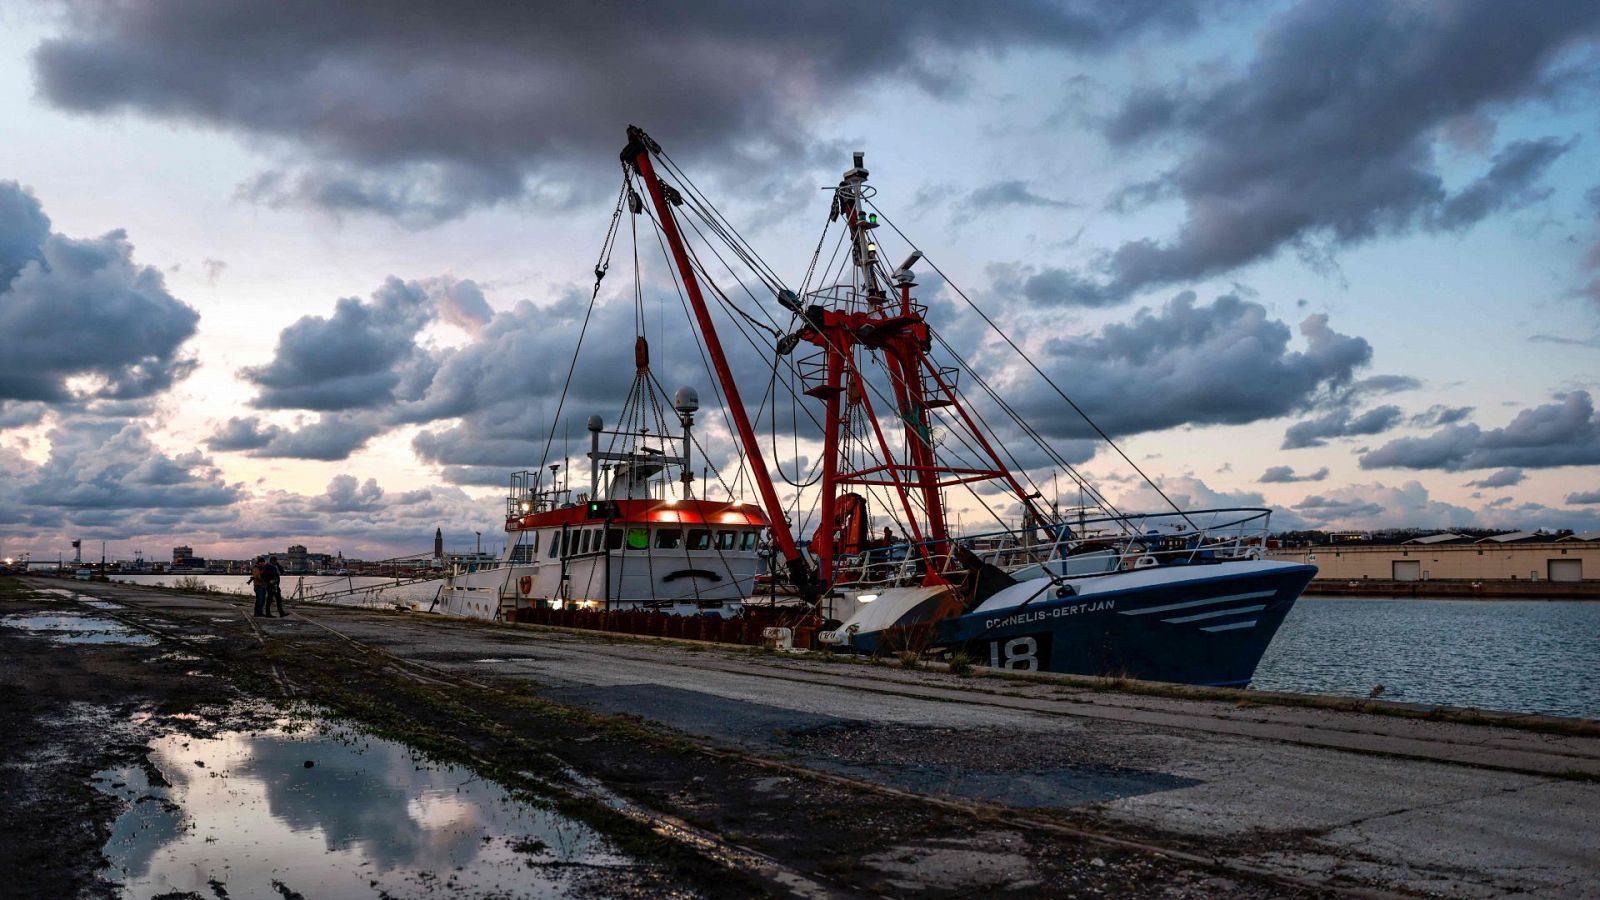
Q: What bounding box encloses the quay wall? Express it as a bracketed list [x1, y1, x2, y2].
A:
[1300, 579, 1600, 599]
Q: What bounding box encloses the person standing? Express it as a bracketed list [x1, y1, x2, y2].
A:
[248, 558, 268, 617]
[264, 556, 284, 617]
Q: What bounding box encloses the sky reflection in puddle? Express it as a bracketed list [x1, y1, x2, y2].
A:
[1, 612, 156, 645]
[96, 717, 631, 898]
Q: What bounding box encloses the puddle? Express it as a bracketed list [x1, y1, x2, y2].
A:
[81, 599, 122, 610]
[32, 587, 82, 600]
[95, 715, 634, 898]
[1, 612, 156, 645]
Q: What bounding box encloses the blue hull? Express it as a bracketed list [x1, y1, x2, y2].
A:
[854, 564, 1315, 686]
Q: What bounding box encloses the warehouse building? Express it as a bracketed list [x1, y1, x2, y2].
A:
[1270, 533, 1599, 582]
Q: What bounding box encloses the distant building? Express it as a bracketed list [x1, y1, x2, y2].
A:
[1402, 532, 1471, 545]
[1273, 539, 1596, 582]
[1326, 531, 1371, 543]
[434, 527, 444, 559]
[172, 545, 206, 571]
[1474, 531, 1549, 544]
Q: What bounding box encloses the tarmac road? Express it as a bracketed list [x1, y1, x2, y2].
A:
[33, 579, 1600, 897]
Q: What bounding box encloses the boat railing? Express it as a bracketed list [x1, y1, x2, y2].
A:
[832, 507, 1274, 590]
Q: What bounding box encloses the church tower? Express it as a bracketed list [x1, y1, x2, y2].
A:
[433, 527, 443, 559]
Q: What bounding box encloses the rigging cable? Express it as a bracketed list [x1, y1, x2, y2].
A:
[536, 176, 628, 481]
[865, 200, 1195, 529]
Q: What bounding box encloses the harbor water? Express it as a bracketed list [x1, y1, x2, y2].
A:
[1253, 596, 1600, 720]
[95, 576, 1600, 720]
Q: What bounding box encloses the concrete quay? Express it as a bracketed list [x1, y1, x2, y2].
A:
[8, 577, 1599, 898]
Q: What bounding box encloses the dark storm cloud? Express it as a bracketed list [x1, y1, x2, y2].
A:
[1567, 488, 1600, 505]
[1430, 137, 1575, 230]
[1281, 404, 1403, 450]
[241, 277, 437, 411]
[33, 0, 1217, 223]
[206, 416, 275, 451]
[988, 263, 1126, 309]
[0, 182, 51, 285]
[1076, 1, 1600, 301]
[1352, 375, 1422, 396]
[1465, 468, 1525, 488]
[17, 418, 239, 511]
[963, 181, 1076, 211]
[0, 401, 50, 429]
[1360, 391, 1600, 471]
[213, 268, 761, 466]
[1281, 481, 1480, 528]
[432, 277, 493, 335]
[1293, 495, 1384, 522]
[0, 182, 199, 405]
[205, 412, 386, 461]
[252, 413, 389, 461]
[1410, 404, 1475, 427]
[1259, 465, 1328, 484]
[1012, 292, 1371, 439]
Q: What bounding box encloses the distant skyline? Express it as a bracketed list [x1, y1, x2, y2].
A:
[3, 1, 1600, 560]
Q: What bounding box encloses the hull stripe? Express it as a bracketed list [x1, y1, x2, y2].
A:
[1118, 589, 1276, 617]
[1163, 603, 1267, 624]
[1201, 619, 1259, 632]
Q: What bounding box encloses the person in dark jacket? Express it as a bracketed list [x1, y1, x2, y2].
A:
[263, 556, 284, 617]
[247, 559, 268, 617]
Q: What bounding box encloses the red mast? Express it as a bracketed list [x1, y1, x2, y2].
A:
[791, 152, 1046, 586]
[622, 127, 822, 602]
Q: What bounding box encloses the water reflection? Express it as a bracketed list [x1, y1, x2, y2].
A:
[1254, 598, 1600, 718]
[97, 716, 628, 898]
[1, 612, 156, 645]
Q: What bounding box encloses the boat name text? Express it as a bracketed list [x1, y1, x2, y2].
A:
[986, 599, 1115, 630]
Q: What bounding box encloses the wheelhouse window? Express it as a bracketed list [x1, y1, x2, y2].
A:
[606, 528, 624, 550]
[548, 530, 560, 559]
[715, 530, 737, 550]
[740, 531, 758, 551]
[579, 530, 592, 554]
[687, 529, 711, 550]
[626, 527, 649, 550]
[655, 529, 683, 549]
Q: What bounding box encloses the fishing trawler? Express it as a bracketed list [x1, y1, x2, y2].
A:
[436, 361, 771, 620]
[440, 126, 1314, 686]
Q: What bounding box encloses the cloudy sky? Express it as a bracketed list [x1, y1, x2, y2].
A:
[2, 0, 1599, 562]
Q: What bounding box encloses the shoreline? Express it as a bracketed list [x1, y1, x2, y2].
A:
[1303, 579, 1600, 600]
